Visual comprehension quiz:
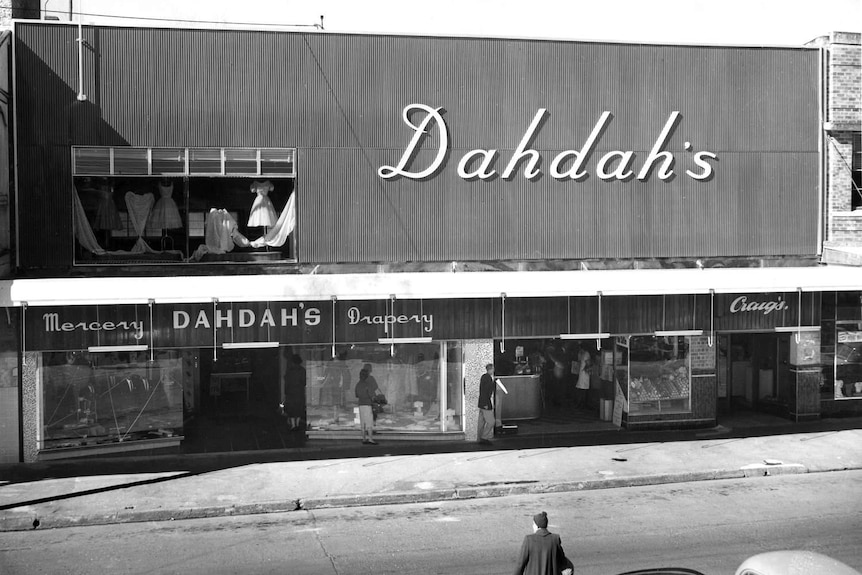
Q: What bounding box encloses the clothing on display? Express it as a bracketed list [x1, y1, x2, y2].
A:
[248, 179, 277, 227]
[73, 191, 107, 255]
[124, 191, 157, 253]
[150, 180, 183, 230]
[249, 192, 296, 249]
[93, 184, 122, 230]
[204, 208, 240, 253]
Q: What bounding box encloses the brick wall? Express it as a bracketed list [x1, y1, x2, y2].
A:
[0, 0, 41, 26]
[823, 33, 862, 243]
[829, 212, 862, 243]
[829, 33, 862, 125]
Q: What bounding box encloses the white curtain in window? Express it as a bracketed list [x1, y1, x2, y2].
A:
[250, 192, 296, 249]
[73, 190, 107, 255]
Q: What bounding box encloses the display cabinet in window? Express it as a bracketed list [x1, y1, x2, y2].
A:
[627, 335, 692, 414]
[835, 323, 862, 400]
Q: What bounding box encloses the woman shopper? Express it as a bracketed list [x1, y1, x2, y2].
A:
[355, 368, 380, 444]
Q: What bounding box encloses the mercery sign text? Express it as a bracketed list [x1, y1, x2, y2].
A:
[378, 104, 717, 182]
[43, 312, 145, 340]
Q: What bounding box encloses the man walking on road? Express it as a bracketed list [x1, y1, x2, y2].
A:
[513, 511, 573, 575]
[477, 363, 495, 444]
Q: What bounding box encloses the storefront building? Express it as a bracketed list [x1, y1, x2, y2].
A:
[2, 22, 861, 461]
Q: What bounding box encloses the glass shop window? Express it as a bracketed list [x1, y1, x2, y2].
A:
[302, 342, 464, 434]
[38, 350, 184, 452]
[626, 335, 692, 415]
[835, 322, 862, 400]
[71, 146, 297, 265]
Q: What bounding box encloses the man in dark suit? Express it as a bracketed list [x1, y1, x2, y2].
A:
[477, 363, 495, 444]
[513, 511, 573, 575]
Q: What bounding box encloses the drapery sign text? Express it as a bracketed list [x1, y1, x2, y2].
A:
[379, 103, 718, 183]
[347, 306, 434, 334]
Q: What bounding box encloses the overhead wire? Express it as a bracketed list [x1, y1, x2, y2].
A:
[25, 6, 324, 30]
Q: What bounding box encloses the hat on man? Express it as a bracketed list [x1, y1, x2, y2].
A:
[533, 511, 548, 529]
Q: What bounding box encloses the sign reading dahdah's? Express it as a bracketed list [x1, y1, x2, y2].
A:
[25, 301, 441, 351]
[378, 104, 718, 183]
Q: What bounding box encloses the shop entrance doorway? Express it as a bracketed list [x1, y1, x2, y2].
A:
[717, 332, 793, 425]
[493, 338, 617, 436]
[182, 347, 300, 453]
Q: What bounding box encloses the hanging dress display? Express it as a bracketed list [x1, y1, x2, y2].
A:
[250, 192, 296, 249]
[93, 184, 122, 231]
[124, 191, 157, 253]
[204, 208, 239, 253]
[247, 179, 277, 227]
[150, 180, 183, 230]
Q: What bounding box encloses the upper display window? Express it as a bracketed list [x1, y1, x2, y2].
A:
[71, 147, 297, 265]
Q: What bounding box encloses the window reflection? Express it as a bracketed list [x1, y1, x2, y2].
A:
[627, 336, 692, 414]
[40, 351, 184, 451]
[304, 343, 464, 433]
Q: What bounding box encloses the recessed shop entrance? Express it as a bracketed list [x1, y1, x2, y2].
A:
[492, 338, 618, 435]
[716, 332, 793, 423]
[182, 347, 298, 453]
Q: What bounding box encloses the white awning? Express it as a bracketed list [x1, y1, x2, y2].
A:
[3, 265, 862, 307]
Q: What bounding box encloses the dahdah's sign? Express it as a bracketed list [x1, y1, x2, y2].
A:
[25, 302, 437, 351]
[378, 104, 718, 183]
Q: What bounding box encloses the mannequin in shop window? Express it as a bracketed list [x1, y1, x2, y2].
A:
[248, 179, 277, 235]
[281, 353, 307, 432]
[150, 178, 183, 250]
[92, 178, 122, 248]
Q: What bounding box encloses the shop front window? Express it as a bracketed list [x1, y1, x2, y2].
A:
[626, 335, 692, 415]
[835, 323, 862, 399]
[304, 342, 464, 434]
[39, 351, 184, 452]
[72, 146, 296, 265]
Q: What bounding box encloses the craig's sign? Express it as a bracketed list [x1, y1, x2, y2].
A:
[728, 295, 788, 316]
[378, 103, 718, 183]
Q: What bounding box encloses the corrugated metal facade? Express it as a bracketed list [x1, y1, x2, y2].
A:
[14, 23, 820, 268]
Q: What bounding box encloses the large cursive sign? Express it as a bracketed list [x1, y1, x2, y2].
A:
[347, 306, 434, 334]
[729, 296, 788, 316]
[43, 312, 144, 340]
[379, 103, 717, 183]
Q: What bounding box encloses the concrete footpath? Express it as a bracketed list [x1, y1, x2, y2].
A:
[1, 424, 861, 532]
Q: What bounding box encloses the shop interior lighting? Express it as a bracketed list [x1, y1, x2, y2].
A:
[559, 333, 611, 340]
[88, 344, 148, 353]
[377, 337, 432, 344]
[774, 326, 819, 333]
[654, 330, 704, 337]
[222, 341, 280, 350]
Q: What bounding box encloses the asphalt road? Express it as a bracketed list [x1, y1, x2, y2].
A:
[1, 470, 860, 575]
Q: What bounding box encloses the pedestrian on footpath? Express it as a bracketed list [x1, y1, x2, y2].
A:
[513, 511, 573, 575]
[477, 363, 495, 444]
[355, 367, 379, 444]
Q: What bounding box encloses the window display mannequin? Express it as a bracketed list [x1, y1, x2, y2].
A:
[93, 178, 122, 232]
[150, 178, 183, 249]
[124, 190, 156, 253]
[248, 179, 277, 228]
